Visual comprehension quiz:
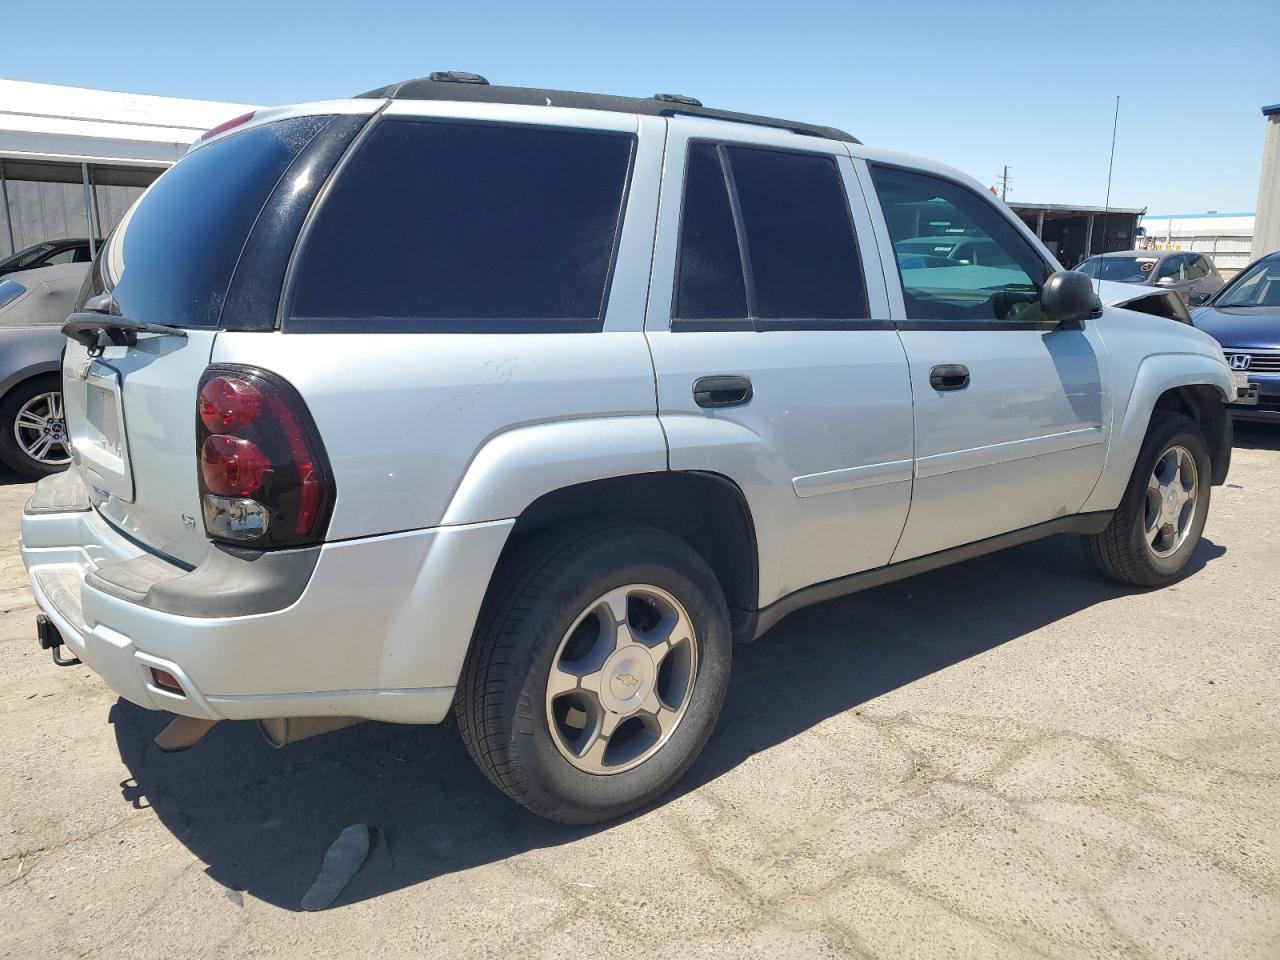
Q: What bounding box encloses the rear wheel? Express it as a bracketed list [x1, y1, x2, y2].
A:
[455, 523, 732, 824]
[1082, 412, 1211, 587]
[0, 376, 71, 479]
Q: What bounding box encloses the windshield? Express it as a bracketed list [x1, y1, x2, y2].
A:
[0, 279, 26, 310]
[0, 242, 55, 271]
[1214, 258, 1280, 308]
[1077, 256, 1158, 283]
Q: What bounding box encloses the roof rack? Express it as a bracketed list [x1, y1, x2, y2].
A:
[357, 74, 859, 144]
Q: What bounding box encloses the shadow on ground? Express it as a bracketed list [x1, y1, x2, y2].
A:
[111, 530, 1225, 910]
[1232, 420, 1280, 452]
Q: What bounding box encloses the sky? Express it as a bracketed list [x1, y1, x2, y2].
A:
[4, 0, 1277, 214]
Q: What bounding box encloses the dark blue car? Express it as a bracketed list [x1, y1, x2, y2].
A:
[1192, 250, 1280, 422]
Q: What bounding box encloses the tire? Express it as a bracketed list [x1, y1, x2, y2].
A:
[0, 375, 71, 480]
[455, 522, 732, 824]
[1082, 412, 1211, 587]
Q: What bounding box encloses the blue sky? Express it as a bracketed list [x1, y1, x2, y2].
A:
[5, 0, 1277, 213]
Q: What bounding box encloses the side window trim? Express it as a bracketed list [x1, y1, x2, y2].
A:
[670, 138, 882, 332]
[865, 159, 1058, 331]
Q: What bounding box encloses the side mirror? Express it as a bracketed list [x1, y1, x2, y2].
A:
[1188, 292, 1211, 306]
[1156, 276, 1177, 287]
[1042, 270, 1102, 329]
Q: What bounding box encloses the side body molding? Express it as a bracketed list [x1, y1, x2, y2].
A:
[440, 416, 670, 526]
[1081, 351, 1233, 514]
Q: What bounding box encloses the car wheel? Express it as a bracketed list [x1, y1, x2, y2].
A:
[455, 522, 732, 824]
[1082, 412, 1211, 587]
[0, 376, 72, 479]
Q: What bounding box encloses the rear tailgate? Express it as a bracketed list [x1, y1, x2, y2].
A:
[64, 114, 342, 566]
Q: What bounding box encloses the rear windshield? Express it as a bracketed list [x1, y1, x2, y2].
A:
[97, 116, 330, 327]
[1076, 256, 1158, 284]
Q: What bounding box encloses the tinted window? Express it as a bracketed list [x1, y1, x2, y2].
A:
[1186, 255, 1210, 280]
[0, 280, 26, 310]
[290, 120, 634, 332]
[727, 147, 866, 319]
[45, 247, 78, 266]
[871, 165, 1050, 322]
[102, 116, 329, 327]
[674, 143, 747, 320]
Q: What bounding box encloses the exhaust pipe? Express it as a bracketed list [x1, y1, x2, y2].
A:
[258, 716, 365, 748]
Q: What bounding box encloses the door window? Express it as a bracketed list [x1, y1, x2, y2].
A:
[673, 142, 868, 325]
[870, 165, 1050, 323]
[1185, 255, 1210, 280]
[44, 247, 78, 266]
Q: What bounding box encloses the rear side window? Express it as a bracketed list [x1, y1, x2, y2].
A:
[101, 116, 330, 327]
[288, 120, 634, 332]
[673, 142, 867, 326]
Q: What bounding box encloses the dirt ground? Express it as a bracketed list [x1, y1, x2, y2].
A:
[2, 426, 1278, 960]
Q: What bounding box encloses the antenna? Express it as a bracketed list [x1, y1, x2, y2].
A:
[996, 164, 1011, 201]
[1097, 95, 1120, 294]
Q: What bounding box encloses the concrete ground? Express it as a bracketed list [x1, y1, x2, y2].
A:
[2, 427, 1279, 960]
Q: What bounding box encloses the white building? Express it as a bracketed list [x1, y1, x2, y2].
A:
[0, 80, 256, 258]
[1138, 211, 1256, 276]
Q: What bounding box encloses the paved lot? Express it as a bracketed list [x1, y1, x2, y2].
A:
[2, 427, 1279, 960]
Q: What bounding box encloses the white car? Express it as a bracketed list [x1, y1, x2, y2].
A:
[20, 75, 1235, 823]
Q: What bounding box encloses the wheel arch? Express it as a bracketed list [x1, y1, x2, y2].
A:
[0, 361, 60, 406]
[491, 471, 760, 643]
[1083, 353, 1233, 513]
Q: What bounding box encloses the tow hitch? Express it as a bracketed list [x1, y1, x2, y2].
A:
[37, 614, 81, 666]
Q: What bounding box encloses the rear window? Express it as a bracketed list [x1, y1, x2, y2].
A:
[287, 119, 635, 333]
[99, 116, 330, 327]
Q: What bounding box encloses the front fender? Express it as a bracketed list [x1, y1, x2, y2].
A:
[440, 415, 669, 526]
[1082, 352, 1233, 513]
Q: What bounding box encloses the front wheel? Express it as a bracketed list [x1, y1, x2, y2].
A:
[455, 523, 732, 824]
[1082, 412, 1211, 587]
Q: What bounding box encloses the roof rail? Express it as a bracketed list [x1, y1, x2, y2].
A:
[356, 76, 859, 144]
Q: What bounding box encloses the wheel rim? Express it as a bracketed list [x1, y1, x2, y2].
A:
[1144, 443, 1198, 559]
[545, 583, 698, 775]
[14, 391, 71, 466]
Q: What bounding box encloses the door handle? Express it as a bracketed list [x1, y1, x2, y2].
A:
[693, 375, 753, 408]
[929, 364, 970, 391]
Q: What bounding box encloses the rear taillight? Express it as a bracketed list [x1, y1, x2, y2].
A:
[196, 366, 333, 548]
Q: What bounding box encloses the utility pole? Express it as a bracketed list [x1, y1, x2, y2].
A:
[996, 165, 1011, 201]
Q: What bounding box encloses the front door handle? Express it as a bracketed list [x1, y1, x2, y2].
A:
[929, 364, 970, 391]
[693, 374, 753, 408]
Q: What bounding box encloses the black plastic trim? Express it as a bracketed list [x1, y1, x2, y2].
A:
[86, 542, 320, 618]
[895, 319, 1062, 332]
[746, 511, 1115, 639]
[221, 114, 371, 332]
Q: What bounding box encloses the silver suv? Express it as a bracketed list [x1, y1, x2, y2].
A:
[21, 76, 1235, 824]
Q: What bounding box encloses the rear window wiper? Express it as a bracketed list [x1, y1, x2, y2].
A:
[62, 293, 187, 356]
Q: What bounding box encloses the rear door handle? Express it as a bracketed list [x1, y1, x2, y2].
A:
[693, 374, 753, 408]
[929, 364, 970, 391]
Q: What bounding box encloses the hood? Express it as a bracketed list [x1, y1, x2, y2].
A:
[1190, 304, 1280, 351]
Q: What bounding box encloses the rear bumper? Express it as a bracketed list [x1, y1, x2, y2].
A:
[20, 472, 512, 724]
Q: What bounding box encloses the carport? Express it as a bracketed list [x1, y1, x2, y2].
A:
[0, 80, 255, 258]
[1009, 202, 1146, 269]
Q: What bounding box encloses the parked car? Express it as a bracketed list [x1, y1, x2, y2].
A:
[1076, 250, 1224, 306]
[0, 263, 86, 477]
[21, 77, 1234, 825]
[0, 239, 98, 278]
[1191, 250, 1280, 421]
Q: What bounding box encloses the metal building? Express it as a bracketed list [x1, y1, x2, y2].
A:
[0, 80, 256, 259]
